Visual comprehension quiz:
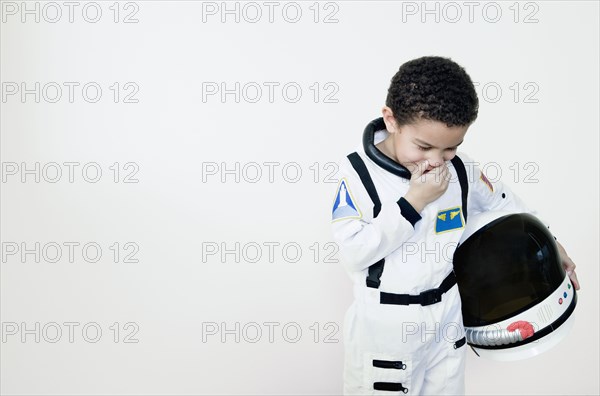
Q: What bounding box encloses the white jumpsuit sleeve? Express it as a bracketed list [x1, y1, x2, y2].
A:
[331, 156, 421, 274]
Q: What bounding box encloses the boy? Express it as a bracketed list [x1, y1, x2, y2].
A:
[331, 56, 580, 395]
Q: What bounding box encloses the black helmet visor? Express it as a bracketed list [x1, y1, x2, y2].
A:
[454, 213, 566, 327]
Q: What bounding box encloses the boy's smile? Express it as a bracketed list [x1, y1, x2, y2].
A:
[377, 106, 469, 173]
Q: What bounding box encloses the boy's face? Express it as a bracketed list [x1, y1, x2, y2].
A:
[381, 107, 469, 173]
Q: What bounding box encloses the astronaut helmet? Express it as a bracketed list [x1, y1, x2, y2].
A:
[453, 210, 577, 361]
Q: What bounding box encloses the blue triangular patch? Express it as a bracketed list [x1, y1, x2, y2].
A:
[332, 178, 361, 221]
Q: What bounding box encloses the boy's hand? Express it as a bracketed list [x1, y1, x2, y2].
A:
[556, 241, 580, 290]
[403, 160, 450, 213]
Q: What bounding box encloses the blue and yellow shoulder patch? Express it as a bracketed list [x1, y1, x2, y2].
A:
[435, 207, 464, 234]
[332, 178, 361, 222]
[480, 171, 494, 192]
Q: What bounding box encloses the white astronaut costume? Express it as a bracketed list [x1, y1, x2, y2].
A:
[331, 118, 540, 395]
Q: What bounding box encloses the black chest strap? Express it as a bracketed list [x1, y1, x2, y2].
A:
[450, 155, 469, 222]
[347, 152, 385, 288]
[347, 152, 381, 218]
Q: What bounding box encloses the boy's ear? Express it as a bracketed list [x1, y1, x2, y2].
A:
[381, 106, 399, 134]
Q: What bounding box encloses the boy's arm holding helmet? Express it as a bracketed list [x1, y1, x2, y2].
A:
[457, 152, 580, 289]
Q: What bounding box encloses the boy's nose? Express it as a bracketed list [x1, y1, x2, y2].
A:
[428, 156, 444, 168]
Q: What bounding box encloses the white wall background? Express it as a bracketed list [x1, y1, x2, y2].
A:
[1, 1, 598, 395]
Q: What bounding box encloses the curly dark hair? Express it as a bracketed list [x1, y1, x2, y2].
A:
[385, 56, 479, 127]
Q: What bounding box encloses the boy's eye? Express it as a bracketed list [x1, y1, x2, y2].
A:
[417, 145, 457, 151]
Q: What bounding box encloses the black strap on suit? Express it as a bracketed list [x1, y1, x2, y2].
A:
[347, 152, 385, 288]
[451, 155, 469, 223]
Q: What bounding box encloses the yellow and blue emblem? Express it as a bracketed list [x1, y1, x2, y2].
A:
[332, 178, 361, 222]
[435, 207, 464, 233]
